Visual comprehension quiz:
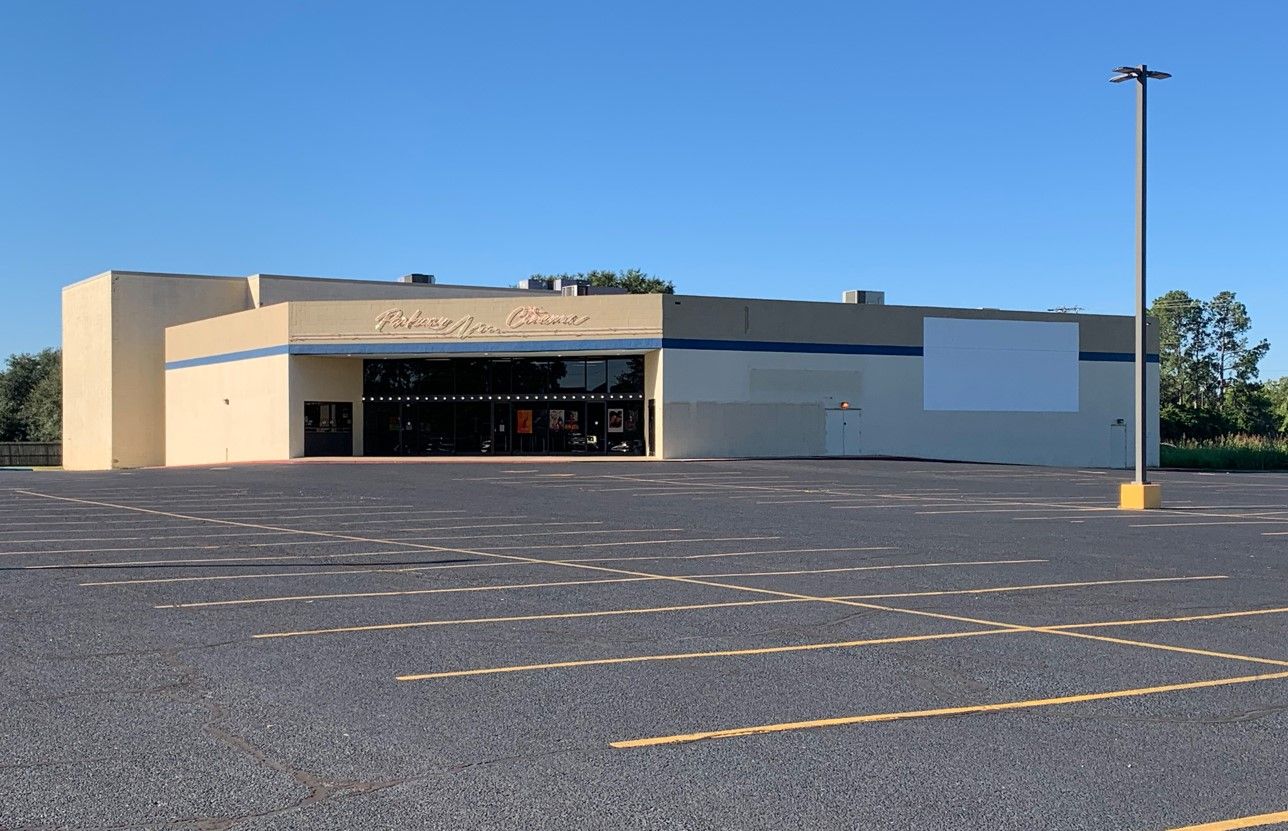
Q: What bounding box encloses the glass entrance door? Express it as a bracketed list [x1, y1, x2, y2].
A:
[489, 403, 511, 454]
[303, 401, 354, 456]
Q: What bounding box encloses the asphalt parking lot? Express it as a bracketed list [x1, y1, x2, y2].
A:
[2, 460, 1287, 831]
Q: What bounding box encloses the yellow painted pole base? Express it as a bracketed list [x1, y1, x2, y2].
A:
[1120, 482, 1163, 510]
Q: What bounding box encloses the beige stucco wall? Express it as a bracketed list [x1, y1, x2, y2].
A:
[165, 355, 290, 466]
[644, 350, 664, 457]
[110, 274, 251, 468]
[165, 355, 361, 465]
[166, 304, 289, 364]
[61, 275, 114, 470]
[288, 357, 364, 458]
[250, 274, 537, 307]
[61, 271, 252, 469]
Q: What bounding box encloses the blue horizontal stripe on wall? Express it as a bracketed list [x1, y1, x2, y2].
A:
[1079, 351, 1161, 363]
[165, 344, 289, 370]
[660, 338, 923, 356]
[165, 338, 1161, 370]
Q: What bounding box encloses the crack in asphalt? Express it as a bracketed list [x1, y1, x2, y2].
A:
[152, 650, 407, 831]
[46, 638, 250, 662]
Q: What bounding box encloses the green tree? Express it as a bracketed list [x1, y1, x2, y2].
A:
[529, 268, 675, 295]
[0, 348, 61, 441]
[1265, 376, 1288, 434]
[1223, 382, 1277, 436]
[1150, 290, 1272, 439]
[1149, 290, 1210, 410]
[586, 268, 674, 294]
[1208, 291, 1270, 402]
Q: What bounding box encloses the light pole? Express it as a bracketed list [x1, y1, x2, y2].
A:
[1111, 64, 1169, 510]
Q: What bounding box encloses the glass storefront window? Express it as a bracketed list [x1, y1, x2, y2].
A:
[362, 355, 647, 456]
[364, 360, 417, 397]
[586, 360, 607, 393]
[454, 402, 490, 453]
[606, 401, 644, 455]
[608, 357, 644, 393]
[490, 360, 512, 395]
[418, 360, 454, 395]
[512, 360, 550, 394]
[455, 359, 490, 394]
[551, 360, 586, 393]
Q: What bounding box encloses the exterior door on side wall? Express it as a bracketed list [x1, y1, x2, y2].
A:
[1109, 420, 1128, 469]
[824, 408, 860, 457]
[303, 401, 354, 457]
[490, 403, 511, 455]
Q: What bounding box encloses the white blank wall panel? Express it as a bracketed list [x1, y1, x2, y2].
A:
[923, 318, 1079, 412]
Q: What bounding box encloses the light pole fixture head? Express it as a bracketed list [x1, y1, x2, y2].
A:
[1110, 65, 1172, 83]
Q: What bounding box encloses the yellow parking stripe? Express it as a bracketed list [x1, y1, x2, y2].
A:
[1166, 810, 1288, 830]
[397, 629, 1020, 680]
[157, 558, 1046, 608]
[1047, 606, 1288, 630]
[252, 597, 808, 638]
[252, 576, 1225, 638]
[609, 671, 1288, 748]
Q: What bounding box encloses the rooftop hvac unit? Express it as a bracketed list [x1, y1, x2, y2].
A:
[400, 273, 435, 284]
[518, 277, 555, 291]
[842, 290, 885, 305]
[562, 284, 629, 297]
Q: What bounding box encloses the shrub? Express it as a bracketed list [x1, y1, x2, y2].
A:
[1161, 434, 1288, 470]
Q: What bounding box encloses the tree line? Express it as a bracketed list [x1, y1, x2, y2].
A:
[0, 348, 61, 442]
[1150, 290, 1287, 439]
[527, 268, 675, 295]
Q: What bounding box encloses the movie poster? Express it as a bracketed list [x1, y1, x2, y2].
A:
[548, 409, 565, 431]
[608, 408, 624, 433]
[565, 408, 580, 432]
[624, 410, 638, 432]
[516, 409, 533, 435]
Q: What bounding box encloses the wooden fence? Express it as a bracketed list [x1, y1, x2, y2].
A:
[0, 442, 62, 467]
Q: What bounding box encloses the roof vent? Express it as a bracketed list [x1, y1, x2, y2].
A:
[400, 273, 435, 284]
[842, 290, 885, 305]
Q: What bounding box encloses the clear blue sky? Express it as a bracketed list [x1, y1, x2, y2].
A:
[2, 1, 1285, 376]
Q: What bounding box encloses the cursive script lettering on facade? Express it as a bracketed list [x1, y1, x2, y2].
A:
[373, 306, 590, 336]
[504, 306, 591, 328]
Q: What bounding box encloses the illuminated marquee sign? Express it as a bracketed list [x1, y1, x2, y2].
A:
[373, 306, 591, 337]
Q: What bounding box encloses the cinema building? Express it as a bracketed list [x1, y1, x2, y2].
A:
[60, 270, 1158, 471]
